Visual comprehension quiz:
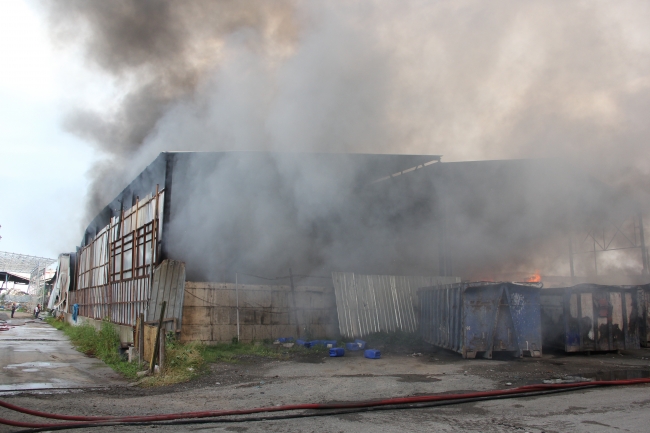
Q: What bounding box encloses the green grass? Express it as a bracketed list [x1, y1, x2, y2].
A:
[47, 317, 334, 386]
[46, 318, 140, 380]
[138, 336, 206, 387]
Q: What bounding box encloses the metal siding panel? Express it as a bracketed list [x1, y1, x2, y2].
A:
[333, 272, 458, 339]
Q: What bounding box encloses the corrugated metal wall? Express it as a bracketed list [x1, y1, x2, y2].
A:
[332, 272, 460, 338]
[70, 189, 164, 326]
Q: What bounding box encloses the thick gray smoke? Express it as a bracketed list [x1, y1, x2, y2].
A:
[44, 0, 298, 211]
[43, 0, 650, 280]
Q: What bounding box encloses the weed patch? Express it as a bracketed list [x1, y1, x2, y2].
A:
[45, 318, 140, 380]
[46, 318, 334, 386]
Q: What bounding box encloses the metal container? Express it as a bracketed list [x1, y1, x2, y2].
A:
[637, 284, 650, 348]
[540, 284, 640, 352]
[418, 282, 542, 359]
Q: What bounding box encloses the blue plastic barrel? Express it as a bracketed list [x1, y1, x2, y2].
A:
[354, 339, 367, 349]
[345, 342, 360, 351]
[364, 349, 381, 359]
[296, 339, 309, 347]
[278, 337, 294, 343]
[324, 340, 337, 347]
[329, 347, 345, 357]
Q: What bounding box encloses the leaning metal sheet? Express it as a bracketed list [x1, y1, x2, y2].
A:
[332, 272, 460, 339]
[147, 260, 186, 332]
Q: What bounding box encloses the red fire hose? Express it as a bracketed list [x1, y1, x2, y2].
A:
[1, 378, 649, 431]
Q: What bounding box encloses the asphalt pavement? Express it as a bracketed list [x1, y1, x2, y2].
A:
[1, 318, 649, 432]
[0, 315, 125, 393]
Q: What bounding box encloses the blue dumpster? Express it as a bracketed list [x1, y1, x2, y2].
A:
[418, 282, 543, 359]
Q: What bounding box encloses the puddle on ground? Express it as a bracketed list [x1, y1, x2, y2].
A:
[4, 362, 68, 369]
[332, 373, 441, 383]
[0, 383, 67, 391]
[531, 370, 650, 384]
[580, 370, 650, 381]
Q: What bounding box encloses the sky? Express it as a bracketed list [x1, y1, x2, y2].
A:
[0, 0, 103, 258]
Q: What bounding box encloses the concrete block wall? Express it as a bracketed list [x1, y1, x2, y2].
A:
[181, 282, 339, 343]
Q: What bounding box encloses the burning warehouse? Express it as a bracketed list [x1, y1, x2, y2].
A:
[5, 2, 650, 430]
[51, 151, 649, 346]
[82, 151, 647, 280]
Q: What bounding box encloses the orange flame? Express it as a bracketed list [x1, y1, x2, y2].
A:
[524, 271, 541, 283]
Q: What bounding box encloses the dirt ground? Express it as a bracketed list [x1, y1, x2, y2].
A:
[2, 326, 650, 432]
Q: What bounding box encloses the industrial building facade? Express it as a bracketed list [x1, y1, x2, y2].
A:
[51, 152, 649, 344]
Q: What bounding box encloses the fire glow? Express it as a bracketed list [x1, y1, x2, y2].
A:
[525, 272, 541, 283]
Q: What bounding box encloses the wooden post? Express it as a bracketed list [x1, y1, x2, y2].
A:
[138, 312, 144, 364]
[159, 329, 166, 368]
[149, 301, 166, 373]
[235, 273, 240, 342]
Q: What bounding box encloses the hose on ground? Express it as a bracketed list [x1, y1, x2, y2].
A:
[1, 378, 648, 431]
[15, 386, 597, 433]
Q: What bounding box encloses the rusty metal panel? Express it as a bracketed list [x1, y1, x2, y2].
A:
[332, 272, 460, 339]
[70, 189, 164, 326]
[540, 284, 641, 352]
[419, 282, 542, 359]
[147, 260, 186, 333]
[637, 284, 650, 347]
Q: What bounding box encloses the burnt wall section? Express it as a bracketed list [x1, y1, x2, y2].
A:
[639, 284, 650, 347]
[540, 284, 641, 352]
[82, 153, 169, 246]
[181, 281, 339, 343]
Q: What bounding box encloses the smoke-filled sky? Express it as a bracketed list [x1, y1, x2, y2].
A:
[1, 0, 649, 269]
